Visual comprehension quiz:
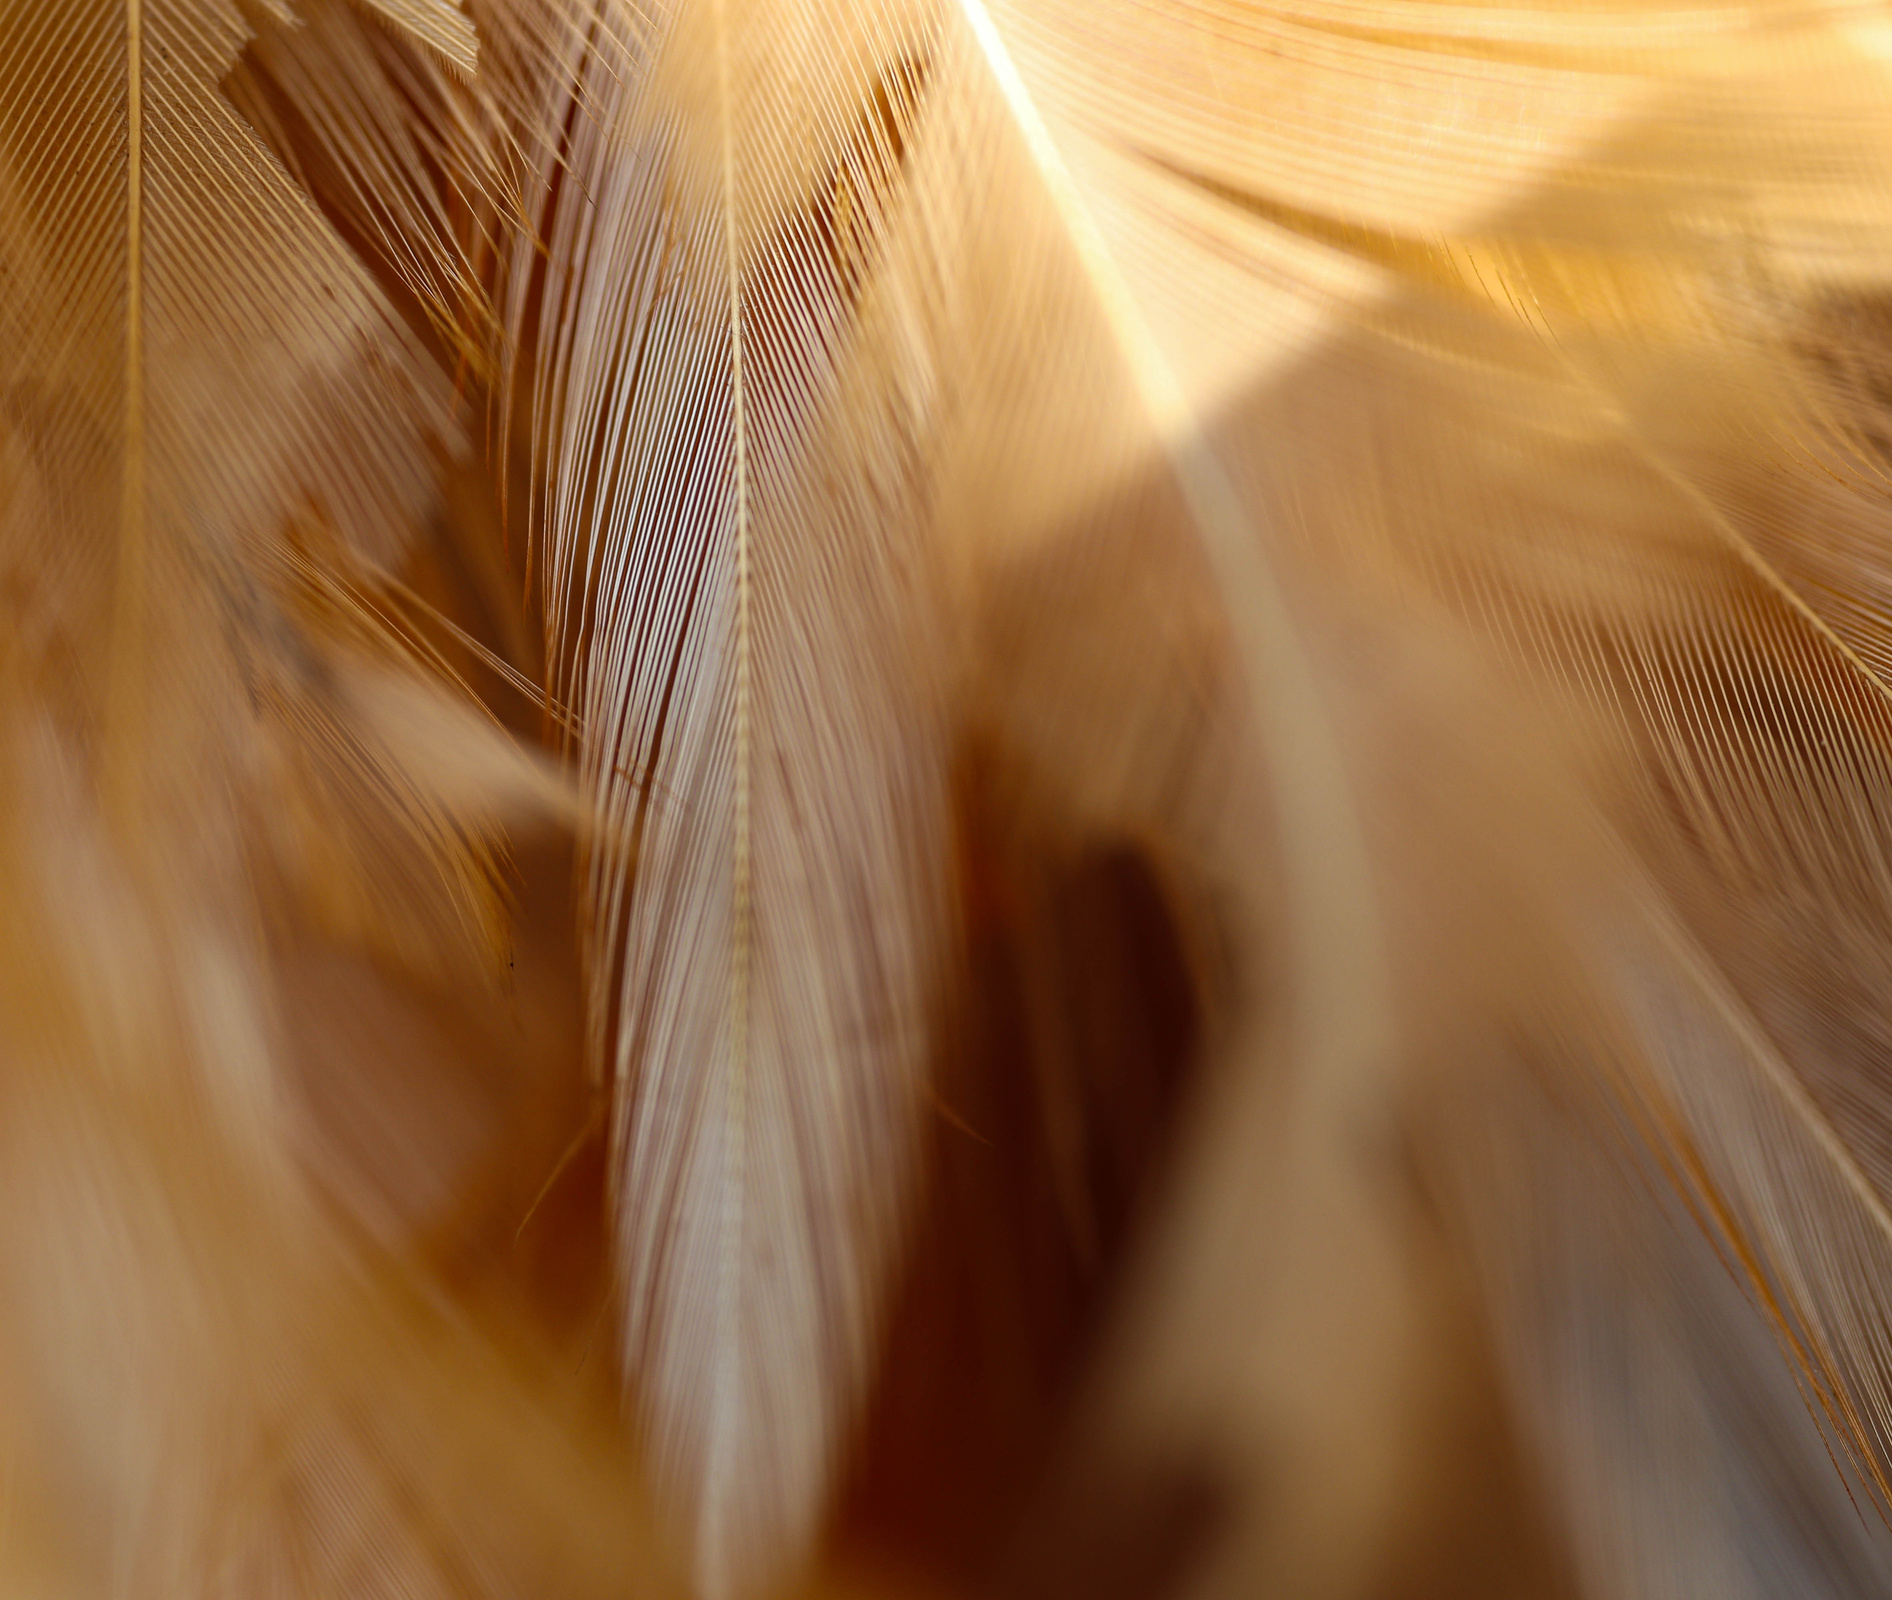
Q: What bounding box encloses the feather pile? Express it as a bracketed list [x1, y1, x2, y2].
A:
[15, 1, 1892, 1597]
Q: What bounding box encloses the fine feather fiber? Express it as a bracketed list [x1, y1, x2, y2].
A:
[22, 1, 1892, 1599]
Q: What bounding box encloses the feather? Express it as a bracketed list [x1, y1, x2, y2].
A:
[956, 9, 1892, 1596]
[355, 0, 479, 73]
[0, 2, 669, 1594]
[227, 0, 499, 354]
[510, 4, 956, 1588]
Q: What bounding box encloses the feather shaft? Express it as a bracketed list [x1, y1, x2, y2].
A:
[709, 0, 755, 1583]
[110, 0, 149, 794]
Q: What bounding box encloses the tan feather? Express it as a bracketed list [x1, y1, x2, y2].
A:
[0, 3, 667, 1595]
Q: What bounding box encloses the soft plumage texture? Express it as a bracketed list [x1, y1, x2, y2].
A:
[23, 2, 1892, 1600]
[1013, 9, 1892, 1590]
[226, 0, 496, 354]
[0, 1, 669, 1595]
[505, 5, 956, 1587]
